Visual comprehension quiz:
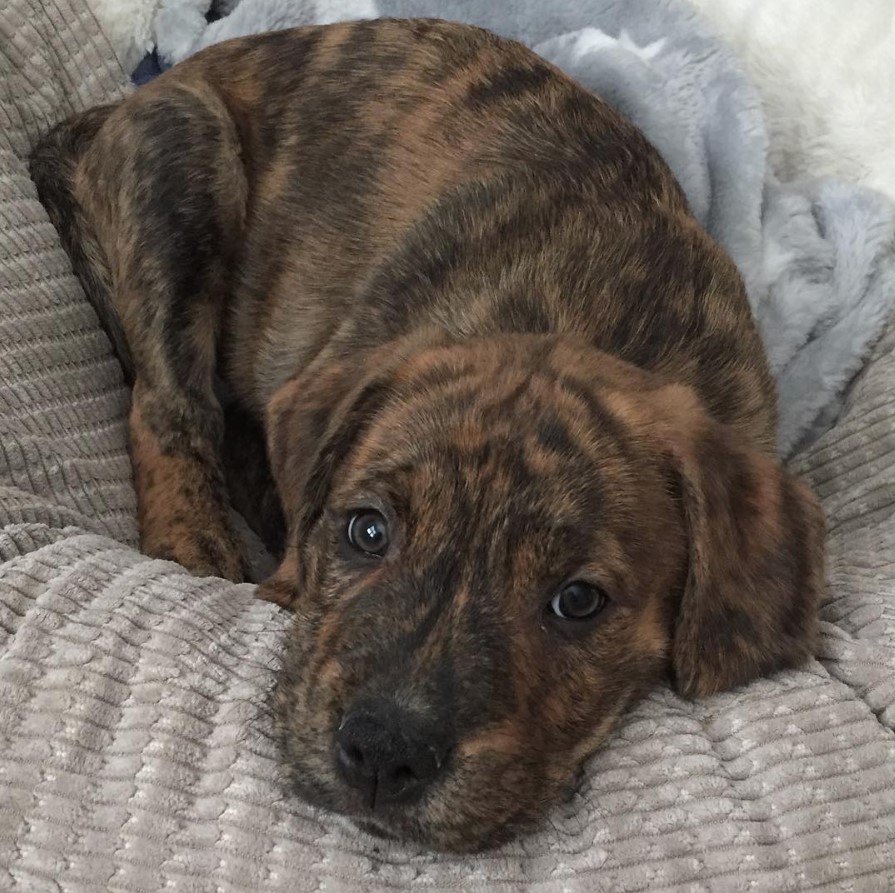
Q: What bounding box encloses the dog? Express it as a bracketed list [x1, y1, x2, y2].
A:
[30, 18, 825, 852]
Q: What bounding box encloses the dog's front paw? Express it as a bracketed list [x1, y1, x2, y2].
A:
[144, 524, 248, 583]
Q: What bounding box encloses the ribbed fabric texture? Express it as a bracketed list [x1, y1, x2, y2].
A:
[1, 2, 894, 889]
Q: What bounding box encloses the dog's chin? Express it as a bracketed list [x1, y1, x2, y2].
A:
[345, 808, 529, 854]
[287, 780, 495, 852]
[349, 815, 522, 854]
[282, 758, 543, 853]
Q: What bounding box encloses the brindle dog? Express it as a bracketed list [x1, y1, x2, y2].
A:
[30, 19, 825, 851]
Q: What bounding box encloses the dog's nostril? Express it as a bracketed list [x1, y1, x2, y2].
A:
[345, 744, 365, 766]
[337, 742, 367, 773]
[388, 764, 416, 785]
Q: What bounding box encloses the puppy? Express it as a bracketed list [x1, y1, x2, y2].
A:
[31, 19, 825, 852]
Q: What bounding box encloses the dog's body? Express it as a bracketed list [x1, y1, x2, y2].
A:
[31, 19, 824, 852]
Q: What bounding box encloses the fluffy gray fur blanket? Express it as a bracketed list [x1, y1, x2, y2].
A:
[2, 0, 895, 891]
[156, 0, 895, 456]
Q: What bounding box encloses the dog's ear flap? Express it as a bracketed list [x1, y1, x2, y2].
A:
[259, 342, 413, 610]
[656, 389, 826, 698]
[266, 356, 389, 536]
[264, 327, 451, 549]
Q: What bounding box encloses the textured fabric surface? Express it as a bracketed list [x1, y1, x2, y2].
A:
[155, 0, 895, 458]
[684, 0, 895, 205]
[2, 1, 895, 890]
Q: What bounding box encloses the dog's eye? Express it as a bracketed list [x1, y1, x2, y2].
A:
[549, 581, 608, 621]
[347, 510, 390, 556]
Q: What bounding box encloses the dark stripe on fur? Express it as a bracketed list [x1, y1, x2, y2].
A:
[29, 105, 135, 384]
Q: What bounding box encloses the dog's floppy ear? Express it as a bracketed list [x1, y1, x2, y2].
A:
[263, 328, 451, 588]
[260, 343, 409, 610]
[266, 353, 390, 537]
[259, 357, 388, 609]
[655, 388, 826, 698]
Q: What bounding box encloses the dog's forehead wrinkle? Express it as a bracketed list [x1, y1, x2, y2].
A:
[347, 423, 612, 560]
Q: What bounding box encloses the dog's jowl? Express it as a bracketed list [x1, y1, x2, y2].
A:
[30, 19, 825, 851]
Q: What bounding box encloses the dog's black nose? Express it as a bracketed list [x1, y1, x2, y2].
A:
[335, 700, 447, 807]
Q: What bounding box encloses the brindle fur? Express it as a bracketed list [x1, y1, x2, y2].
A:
[30, 19, 825, 851]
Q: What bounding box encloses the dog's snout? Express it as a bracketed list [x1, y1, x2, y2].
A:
[335, 700, 447, 808]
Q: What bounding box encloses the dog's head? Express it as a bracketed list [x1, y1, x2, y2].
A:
[261, 331, 824, 851]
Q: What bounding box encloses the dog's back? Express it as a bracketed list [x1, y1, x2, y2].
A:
[33, 19, 776, 450]
[199, 20, 776, 447]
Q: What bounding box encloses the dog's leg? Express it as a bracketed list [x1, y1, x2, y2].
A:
[75, 81, 250, 580]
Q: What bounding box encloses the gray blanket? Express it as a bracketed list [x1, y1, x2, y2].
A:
[157, 0, 895, 457]
[2, 0, 895, 891]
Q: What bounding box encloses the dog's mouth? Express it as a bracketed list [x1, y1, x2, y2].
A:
[280, 732, 584, 853]
[338, 802, 518, 853]
[286, 767, 444, 847]
[279, 735, 537, 851]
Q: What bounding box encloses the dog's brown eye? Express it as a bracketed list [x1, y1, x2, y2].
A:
[347, 510, 389, 556]
[549, 582, 607, 621]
